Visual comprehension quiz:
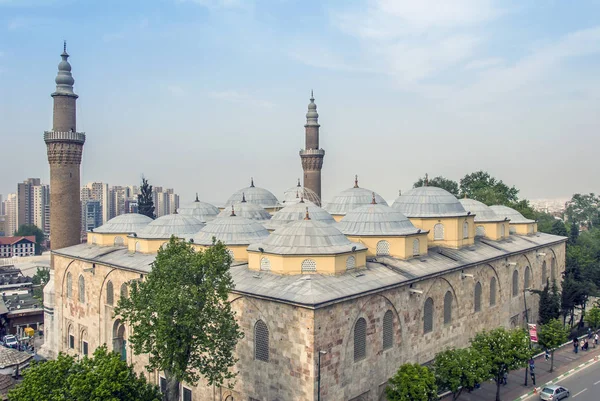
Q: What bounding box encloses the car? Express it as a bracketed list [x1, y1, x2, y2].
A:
[540, 385, 570, 400]
[2, 335, 18, 349]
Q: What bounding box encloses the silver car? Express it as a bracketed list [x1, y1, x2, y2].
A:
[540, 385, 570, 400]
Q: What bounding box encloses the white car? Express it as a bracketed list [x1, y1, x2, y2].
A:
[2, 335, 18, 349]
[540, 385, 570, 400]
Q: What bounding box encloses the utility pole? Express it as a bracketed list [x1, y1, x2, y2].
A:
[523, 287, 532, 386]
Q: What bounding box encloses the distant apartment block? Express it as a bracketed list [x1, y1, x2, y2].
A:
[15, 178, 50, 236]
[0, 236, 36, 258]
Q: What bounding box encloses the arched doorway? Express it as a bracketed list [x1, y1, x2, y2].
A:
[113, 319, 127, 361]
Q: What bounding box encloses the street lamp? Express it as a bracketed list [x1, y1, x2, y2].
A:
[318, 350, 327, 401]
[523, 287, 535, 386]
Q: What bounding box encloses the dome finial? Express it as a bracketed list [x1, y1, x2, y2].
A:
[296, 190, 299, 199]
[311, 89, 314, 101]
[354, 175, 359, 188]
[230, 205, 236, 217]
[63, 40, 67, 54]
[250, 177, 255, 188]
[424, 173, 429, 187]
[242, 192, 246, 203]
[299, 194, 304, 203]
[173, 208, 178, 214]
[371, 192, 377, 205]
[398, 189, 402, 196]
[297, 178, 301, 187]
[55, 41, 75, 95]
[304, 207, 311, 220]
[195, 193, 199, 202]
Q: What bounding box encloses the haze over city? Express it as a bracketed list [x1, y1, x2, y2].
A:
[1, 0, 600, 204]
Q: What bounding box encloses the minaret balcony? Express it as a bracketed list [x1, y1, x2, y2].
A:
[44, 131, 86, 144]
[299, 148, 325, 157]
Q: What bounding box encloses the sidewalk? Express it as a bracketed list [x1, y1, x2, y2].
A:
[448, 339, 600, 401]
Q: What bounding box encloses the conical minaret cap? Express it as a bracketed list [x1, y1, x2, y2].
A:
[54, 41, 76, 95]
[305, 90, 320, 127]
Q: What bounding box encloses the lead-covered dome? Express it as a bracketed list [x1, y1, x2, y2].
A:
[338, 202, 420, 236]
[324, 176, 388, 216]
[225, 178, 279, 208]
[264, 201, 334, 230]
[282, 180, 321, 205]
[193, 214, 269, 246]
[93, 213, 152, 234]
[177, 195, 219, 222]
[217, 200, 271, 221]
[489, 205, 535, 223]
[136, 214, 205, 239]
[392, 186, 467, 218]
[249, 218, 366, 255]
[459, 199, 503, 222]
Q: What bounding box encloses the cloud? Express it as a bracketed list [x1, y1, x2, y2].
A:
[208, 90, 274, 109]
[166, 85, 185, 96]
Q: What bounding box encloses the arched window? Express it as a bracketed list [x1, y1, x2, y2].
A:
[80, 330, 89, 356]
[476, 226, 486, 237]
[424, 298, 434, 333]
[463, 221, 469, 239]
[106, 281, 114, 305]
[112, 320, 127, 361]
[135, 241, 141, 252]
[254, 320, 269, 362]
[67, 324, 75, 349]
[382, 310, 394, 350]
[346, 256, 356, 270]
[114, 236, 124, 246]
[120, 283, 128, 299]
[412, 239, 420, 256]
[376, 240, 390, 256]
[490, 277, 497, 306]
[542, 261, 548, 285]
[443, 291, 452, 324]
[354, 317, 367, 361]
[551, 258, 557, 282]
[524, 266, 531, 290]
[500, 224, 506, 238]
[509, 226, 516, 235]
[512, 270, 519, 297]
[434, 224, 444, 240]
[66, 272, 72, 299]
[301, 259, 316, 272]
[78, 275, 85, 303]
[474, 282, 482, 312]
[260, 257, 271, 271]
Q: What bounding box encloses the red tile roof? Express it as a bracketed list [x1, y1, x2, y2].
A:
[0, 236, 36, 246]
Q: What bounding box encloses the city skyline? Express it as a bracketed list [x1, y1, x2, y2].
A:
[1, 0, 600, 204]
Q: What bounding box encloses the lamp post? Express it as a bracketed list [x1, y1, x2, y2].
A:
[523, 287, 534, 386]
[318, 350, 327, 401]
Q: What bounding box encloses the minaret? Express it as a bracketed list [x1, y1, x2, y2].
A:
[44, 42, 85, 250]
[300, 91, 325, 205]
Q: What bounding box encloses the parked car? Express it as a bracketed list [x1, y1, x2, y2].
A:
[2, 335, 18, 349]
[540, 385, 570, 400]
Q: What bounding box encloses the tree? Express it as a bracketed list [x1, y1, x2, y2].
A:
[537, 319, 569, 372]
[14, 224, 45, 254]
[386, 363, 437, 401]
[470, 328, 533, 401]
[458, 171, 519, 206]
[550, 220, 568, 237]
[115, 237, 243, 401]
[569, 221, 580, 245]
[413, 175, 459, 197]
[565, 193, 600, 229]
[531, 279, 560, 325]
[584, 306, 600, 333]
[31, 266, 50, 303]
[433, 347, 489, 400]
[8, 346, 161, 401]
[137, 177, 156, 219]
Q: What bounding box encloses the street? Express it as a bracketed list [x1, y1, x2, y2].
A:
[530, 360, 600, 401]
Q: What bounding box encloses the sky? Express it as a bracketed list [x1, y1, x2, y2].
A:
[1, 0, 599, 206]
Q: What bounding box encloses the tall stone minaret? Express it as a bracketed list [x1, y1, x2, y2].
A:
[300, 91, 325, 205]
[44, 42, 85, 250]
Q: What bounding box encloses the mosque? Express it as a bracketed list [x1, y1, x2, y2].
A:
[39, 46, 567, 401]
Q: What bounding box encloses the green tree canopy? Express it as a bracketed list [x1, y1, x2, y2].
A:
[584, 306, 600, 332]
[8, 346, 161, 401]
[550, 219, 568, 237]
[114, 237, 243, 401]
[413, 175, 459, 197]
[565, 193, 600, 229]
[137, 177, 156, 220]
[433, 347, 489, 400]
[14, 224, 45, 254]
[537, 318, 569, 372]
[532, 280, 560, 325]
[31, 266, 50, 303]
[459, 171, 519, 206]
[386, 363, 437, 401]
[470, 328, 533, 401]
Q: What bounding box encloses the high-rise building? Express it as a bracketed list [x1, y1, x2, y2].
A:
[153, 187, 179, 217]
[16, 178, 50, 234]
[4, 193, 17, 237]
[300, 91, 325, 205]
[83, 200, 102, 234]
[0, 194, 4, 216]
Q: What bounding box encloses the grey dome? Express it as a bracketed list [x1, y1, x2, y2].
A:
[282, 182, 321, 205]
[459, 199, 503, 222]
[93, 213, 152, 234]
[264, 201, 334, 230]
[489, 205, 535, 224]
[136, 214, 205, 239]
[218, 202, 272, 221]
[338, 203, 420, 236]
[193, 215, 270, 246]
[324, 177, 388, 215]
[177, 196, 219, 222]
[225, 178, 279, 208]
[249, 219, 366, 255]
[392, 186, 468, 218]
[54, 43, 75, 94]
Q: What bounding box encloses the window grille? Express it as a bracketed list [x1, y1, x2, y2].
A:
[443, 291, 452, 324]
[121, 283, 128, 299]
[424, 298, 434, 333]
[68, 325, 74, 349]
[383, 310, 393, 350]
[476, 226, 486, 237]
[301, 259, 317, 272]
[159, 377, 166, 393]
[376, 240, 390, 256]
[474, 282, 482, 312]
[106, 281, 114, 305]
[524, 266, 531, 289]
[183, 387, 192, 401]
[551, 258, 556, 282]
[434, 224, 444, 240]
[135, 241, 141, 252]
[254, 320, 269, 362]
[260, 257, 271, 271]
[114, 236, 124, 246]
[78, 275, 85, 303]
[354, 317, 367, 361]
[512, 270, 519, 297]
[66, 272, 72, 298]
[463, 221, 469, 239]
[500, 224, 506, 238]
[412, 239, 420, 256]
[490, 277, 497, 306]
[346, 256, 356, 270]
[82, 341, 89, 356]
[542, 261, 547, 285]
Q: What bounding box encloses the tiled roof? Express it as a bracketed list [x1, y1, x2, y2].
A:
[0, 236, 35, 246]
[0, 347, 32, 369]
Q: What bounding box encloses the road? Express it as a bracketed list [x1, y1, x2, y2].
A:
[532, 360, 600, 401]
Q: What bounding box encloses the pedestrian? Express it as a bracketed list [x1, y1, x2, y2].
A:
[581, 339, 585, 350]
[545, 349, 550, 361]
[595, 333, 599, 347]
[588, 327, 592, 339]
[574, 338, 579, 353]
[584, 339, 589, 351]
[502, 370, 508, 386]
[530, 370, 536, 386]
